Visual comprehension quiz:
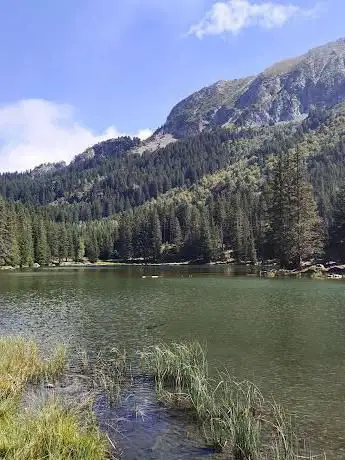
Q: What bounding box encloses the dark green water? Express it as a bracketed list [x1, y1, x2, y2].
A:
[1, 265, 345, 458]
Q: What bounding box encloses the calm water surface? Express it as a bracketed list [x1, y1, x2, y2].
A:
[0, 266, 345, 458]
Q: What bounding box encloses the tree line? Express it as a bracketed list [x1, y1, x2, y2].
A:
[0, 123, 301, 222]
[1, 144, 344, 269]
[1, 106, 345, 269]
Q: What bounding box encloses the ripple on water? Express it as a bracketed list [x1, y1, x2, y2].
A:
[1, 267, 345, 458]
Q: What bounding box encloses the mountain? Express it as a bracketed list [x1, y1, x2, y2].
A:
[157, 77, 254, 139]
[72, 136, 140, 164]
[31, 162, 67, 177]
[1, 37, 345, 267]
[157, 37, 345, 139]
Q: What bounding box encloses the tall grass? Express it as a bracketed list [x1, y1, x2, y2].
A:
[0, 338, 66, 397]
[0, 337, 109, 460]
[77, 347, 130, 406]
[141, 341, 324, 460]
[0, 401, 108, 460]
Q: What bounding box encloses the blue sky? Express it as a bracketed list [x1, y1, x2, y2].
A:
[0, 0, 344, 171]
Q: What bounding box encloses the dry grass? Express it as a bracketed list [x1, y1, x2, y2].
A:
[0, 338, 65, 397]
[0, 337, 109, 460]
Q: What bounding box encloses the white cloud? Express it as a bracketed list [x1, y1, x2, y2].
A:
[188, 0, 320, 38]
[136, 128, 154, 140]
[0, 99, 152, 173]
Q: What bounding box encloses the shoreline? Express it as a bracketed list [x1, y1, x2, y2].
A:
[2, 260, 345, 279]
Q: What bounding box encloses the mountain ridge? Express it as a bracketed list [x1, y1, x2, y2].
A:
[17, 36, 345, 173]
[152, 37, 345, 139]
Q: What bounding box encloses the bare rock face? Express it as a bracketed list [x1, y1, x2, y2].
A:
[236, 38, 345, 126]
[30, 162, 67, 177]
[72, 136, 141, 163]
[159, 38, 345, 138]
[159, 77, 253, 139]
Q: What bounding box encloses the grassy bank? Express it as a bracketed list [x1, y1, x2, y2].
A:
[0, 337, 108, 460]
[0, 337, 327, 459]
[141, 342, 324, 459]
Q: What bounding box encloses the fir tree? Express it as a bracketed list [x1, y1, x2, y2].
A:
[150, 210, 162, 261]
[0, 197, 10, 265]
[58, 223, 68, 263]
[330, 185, 345, 260]
[118, 216, 133, 260]
[17, 209, 34, 267]
[269, 148, 323, 268]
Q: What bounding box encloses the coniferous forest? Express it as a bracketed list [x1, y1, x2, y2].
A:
[1, 104, 345, 269]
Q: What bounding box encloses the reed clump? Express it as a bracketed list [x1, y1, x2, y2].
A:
[0, 337, 109, 460]
[77, 347, 130, 406]
[141, 341, 324, 460]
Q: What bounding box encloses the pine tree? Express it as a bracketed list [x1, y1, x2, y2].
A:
[7, 210, 20, 267]
[34, 218, 50, 266]
[330, 185, 345, 261]
[85, 231, 99, 263]
[118, 216, 133, 259]
[99, 229, 113, 260]
[199, 212, 213, 262]
[171, 216, 182, 252]
[77, 236, 85, 261]
[58, 223, 68, 263]
[47, 221, 59, 261]
[72, 229, 83, 262]
[17, 209, 34, 267]
[3, 205, 20, 266]
[183, 206, 201, 260]
[214, 198, 226, 250]
[150, 210, 162, 261]
[0, 197, 11, 265]
[269, 147, 323, 268]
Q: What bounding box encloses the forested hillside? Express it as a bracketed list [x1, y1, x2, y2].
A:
[1, 104, 345, 269]
[1, 38, 345, 269]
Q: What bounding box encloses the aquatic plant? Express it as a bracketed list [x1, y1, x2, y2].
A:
[77, 346, 130, 406]
[141, 341, 325, 460]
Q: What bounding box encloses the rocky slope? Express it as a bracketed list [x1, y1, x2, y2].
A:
[29, 37, 345, 165]
[157, 37, 345, 138]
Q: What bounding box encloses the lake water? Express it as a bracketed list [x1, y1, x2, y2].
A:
[1, 265, 345, 458]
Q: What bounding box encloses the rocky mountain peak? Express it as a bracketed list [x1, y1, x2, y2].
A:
[158, 37, 345, 138]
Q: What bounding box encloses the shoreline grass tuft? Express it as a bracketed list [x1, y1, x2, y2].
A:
[0, 337, 109, 460]
[141, 341, 325, 459]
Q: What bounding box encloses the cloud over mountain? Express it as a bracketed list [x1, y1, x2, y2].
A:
[0, 99, 152, 172]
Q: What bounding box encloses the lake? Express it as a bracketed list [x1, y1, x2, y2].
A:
[0, 265, 345, 458]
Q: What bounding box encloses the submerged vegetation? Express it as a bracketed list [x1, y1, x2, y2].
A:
[140, 342, 325, 459]
[0, 337, 109, 460]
